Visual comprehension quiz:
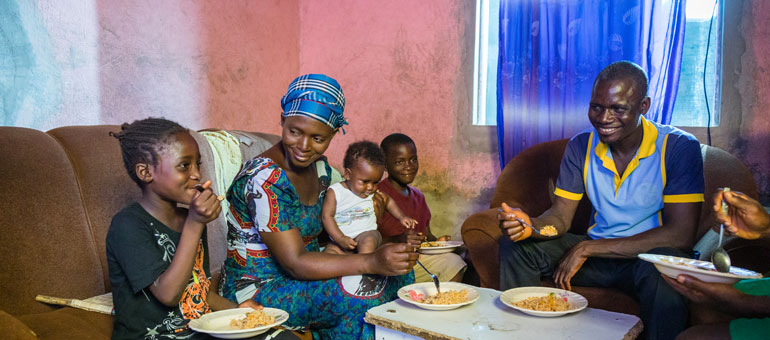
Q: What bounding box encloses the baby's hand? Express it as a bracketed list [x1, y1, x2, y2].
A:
[400, 217, 418, 229]
[437, 235, 451, 241]
[340, 236, 358, 250]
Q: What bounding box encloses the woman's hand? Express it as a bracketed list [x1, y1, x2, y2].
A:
[713, 189, 770, 239]
[369, 242, 419, 276]
[189, 180, 223, 224]
[498, 202, 533, 242]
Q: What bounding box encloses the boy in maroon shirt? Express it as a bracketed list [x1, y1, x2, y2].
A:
[377, 133, 467, 282]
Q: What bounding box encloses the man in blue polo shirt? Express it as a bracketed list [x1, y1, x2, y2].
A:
[498, 61, 704, 340]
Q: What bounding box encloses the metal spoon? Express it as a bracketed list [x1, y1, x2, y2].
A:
[711, 224, 731, 273]
[416, 260, 440, 294]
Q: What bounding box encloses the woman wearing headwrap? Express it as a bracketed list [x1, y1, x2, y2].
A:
[219, 74, 418, 340]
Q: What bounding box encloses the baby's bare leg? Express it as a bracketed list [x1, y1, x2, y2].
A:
[323, 242, 347, 255]
[355, 230, 382, 254]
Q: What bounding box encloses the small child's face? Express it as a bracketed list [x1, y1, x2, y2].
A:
[384, 143, 419, 186]
[344, 160, 385, 198]
[146, 131, 202, 205]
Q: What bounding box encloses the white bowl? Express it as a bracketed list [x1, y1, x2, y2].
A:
[638, 253, 763, 284]
[397, 282, 479, 310]
[188, 307, 288, 339]
[500, 287, 588, 317]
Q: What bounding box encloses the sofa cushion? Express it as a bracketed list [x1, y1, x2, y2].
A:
[0, 309, 39, 340]
[0, 127, 105, 316]
[19, 307, 113, 340]
[47, 126, 142, 293]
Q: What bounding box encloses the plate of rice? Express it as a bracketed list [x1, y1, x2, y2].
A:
[188, 307, 288, 339]
[398, 282, 479, 311]
[638, 253, 763, 284]
[500, 287, 587, 317]
[419, 241, 464, 255]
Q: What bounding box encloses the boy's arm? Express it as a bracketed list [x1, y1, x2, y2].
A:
[321, 189, 346, 242]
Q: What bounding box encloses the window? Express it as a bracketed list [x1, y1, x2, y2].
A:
[472, 0, 723, 128]
[670, 0, 722, 127]
[471, 0, 499, 126]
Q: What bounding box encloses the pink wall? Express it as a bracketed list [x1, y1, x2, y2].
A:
[96, 0, 299, 132]
[6, 0, 769, 235]
[298, 0, 499, 237]
[735, 0, 770, 203]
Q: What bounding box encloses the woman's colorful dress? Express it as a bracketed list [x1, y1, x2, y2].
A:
[219, 156, 412, 340]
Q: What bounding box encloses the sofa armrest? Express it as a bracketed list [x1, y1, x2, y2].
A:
[461, 208, 502, 289]
[0, 309, 39, 340]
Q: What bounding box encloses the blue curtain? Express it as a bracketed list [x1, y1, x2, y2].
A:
[496, 0, 686, 168]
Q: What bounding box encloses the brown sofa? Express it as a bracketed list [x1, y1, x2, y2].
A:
[461, 138, 770, 320]
[0, 125, 280, 339]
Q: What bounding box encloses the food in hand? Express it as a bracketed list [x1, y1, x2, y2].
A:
[230, 309, 275, 329]
[540, 225, 558, 236]
[408, 289, 468, 304]
[513, 292, 571, 311]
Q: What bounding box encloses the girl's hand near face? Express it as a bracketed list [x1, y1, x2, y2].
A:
[189, 180, 222, 225]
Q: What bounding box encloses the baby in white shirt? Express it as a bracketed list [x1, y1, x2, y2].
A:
[322, 141, 417, 254]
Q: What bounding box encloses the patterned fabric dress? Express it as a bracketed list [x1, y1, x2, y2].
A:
[219, 156, 412, 340]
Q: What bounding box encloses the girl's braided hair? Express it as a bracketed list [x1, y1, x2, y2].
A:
[343, 140, 385, 170]
[109, 117, 188, 187]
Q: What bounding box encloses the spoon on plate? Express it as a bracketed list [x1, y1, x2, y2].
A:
[711, 188, 732, 273]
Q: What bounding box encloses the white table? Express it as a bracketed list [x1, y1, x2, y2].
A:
[365, 287, 643, 340]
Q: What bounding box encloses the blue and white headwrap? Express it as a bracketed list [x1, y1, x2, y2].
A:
[281, 74, 348, 133]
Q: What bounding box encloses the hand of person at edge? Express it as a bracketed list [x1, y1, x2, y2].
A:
[661, 273, 743, 307]
[713, 189, 770, 240]
[553, 242, 588, 291]
[372, 242, 419, 276]
[498, 202, 533, 242]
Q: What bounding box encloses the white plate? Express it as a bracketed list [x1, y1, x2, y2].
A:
[188, 307, 289, 339]
[419, 241, 463, 254]
[638, 253, 763, 284]
[500, 287, 588, 317]
[397, 282, 479, 311]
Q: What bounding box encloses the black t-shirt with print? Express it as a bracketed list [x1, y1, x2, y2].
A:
[107, 202, 211, 340]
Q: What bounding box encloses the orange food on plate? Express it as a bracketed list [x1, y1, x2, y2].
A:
[514, 293, 571, 311]
[540, 225, 558, 236]
[229, 309, 274, 329]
